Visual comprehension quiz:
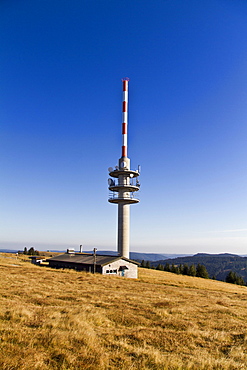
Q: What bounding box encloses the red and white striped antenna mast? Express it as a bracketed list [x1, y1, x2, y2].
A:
[121, 77, 130, 158]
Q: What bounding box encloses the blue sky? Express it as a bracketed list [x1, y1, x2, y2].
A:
[1, 0, 247, 254]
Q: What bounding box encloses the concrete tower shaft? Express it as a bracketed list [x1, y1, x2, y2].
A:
[118, 203, 130, 258]
[108, 79, 140, 259]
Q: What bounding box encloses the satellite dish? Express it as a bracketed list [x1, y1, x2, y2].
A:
[108, 179, 115, 186]
[108, 167, 113, 172]
[130, 173, 134, 178]
[115, 166, 119, 170]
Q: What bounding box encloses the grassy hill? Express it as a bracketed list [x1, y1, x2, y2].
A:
[1, 253, 247, 369]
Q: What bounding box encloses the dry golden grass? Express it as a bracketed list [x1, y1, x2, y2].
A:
[1, 253, 247, 369]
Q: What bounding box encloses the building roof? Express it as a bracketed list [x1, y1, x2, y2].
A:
[47, 253, 139, 266]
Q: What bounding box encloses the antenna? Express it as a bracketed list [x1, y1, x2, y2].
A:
[121, 78, 129, 158]
[93, 248, 97, 274]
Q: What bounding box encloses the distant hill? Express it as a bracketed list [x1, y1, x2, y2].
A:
[0, 249, 19, 253]
[151, 253, 247, 282]
[81, 251, 192, 261]
[0, 249, 193, 261]
[76, 251, 192, 261]
[130, 252, 192, 261]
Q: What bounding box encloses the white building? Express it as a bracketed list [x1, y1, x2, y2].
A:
[47, 252, 139, 279]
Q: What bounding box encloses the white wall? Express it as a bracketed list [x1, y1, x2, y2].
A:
[102, 259, 138, 279]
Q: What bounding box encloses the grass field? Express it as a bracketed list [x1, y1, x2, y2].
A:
[0, 253, 247, 369]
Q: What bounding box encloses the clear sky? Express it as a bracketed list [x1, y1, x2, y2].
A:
[1, 0, 247, 254]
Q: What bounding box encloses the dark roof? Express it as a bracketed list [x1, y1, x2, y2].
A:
[119, 265, 128, 271]
[47, 253, 139, 266]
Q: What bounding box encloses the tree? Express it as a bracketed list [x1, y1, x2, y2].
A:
[164, 263, 170, 272]
[156, 264, 164, 271]
[145, 261, 150, 269]
[140, 260, 145, 268]
[27, 247, 35, 255]
[27, 247, 39, 256]
[171, 264, 179, 274]
[188, 264, 196, 277]
[196, 264, 209, 279]
[178, 264, 183, 274]
[23, 247, 27, 255]
[182, 264, 189, 276]
[226, 271, 245, 286]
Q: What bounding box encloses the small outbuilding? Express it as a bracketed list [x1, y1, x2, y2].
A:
[47, 252, 139, 279]
[29, 256, 45, 265]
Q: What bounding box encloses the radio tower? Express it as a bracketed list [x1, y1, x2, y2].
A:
[108, 78, 140, 259]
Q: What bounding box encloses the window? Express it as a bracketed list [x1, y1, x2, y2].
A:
[105, 269, 117, 274]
